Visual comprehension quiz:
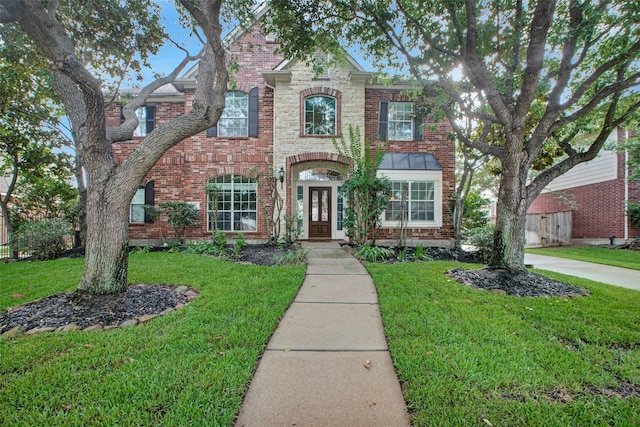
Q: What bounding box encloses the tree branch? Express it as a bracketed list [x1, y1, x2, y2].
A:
[108, 48, 202, 143]
[461, 0, 512, 128]
[513, 0, 555, 128]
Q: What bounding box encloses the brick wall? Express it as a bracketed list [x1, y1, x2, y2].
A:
[111, 22, 284, 242]
[529, 151, 640, 239]
[364, 89, 456, 241]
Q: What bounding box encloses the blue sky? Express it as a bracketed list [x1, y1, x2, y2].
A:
[137, 1, 204, 83]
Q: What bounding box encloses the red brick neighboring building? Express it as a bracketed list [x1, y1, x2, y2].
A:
[110, 12, 455, 247]
[528, 129, 640, 244]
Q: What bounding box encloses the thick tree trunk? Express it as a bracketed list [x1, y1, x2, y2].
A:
[489, 149, 530, 270]
[490, 194, 529, 270]
[77, 181, 131, 294]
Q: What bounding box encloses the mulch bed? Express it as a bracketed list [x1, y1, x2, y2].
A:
[449, 267, 590, 298]
[0, 285, 195, 335]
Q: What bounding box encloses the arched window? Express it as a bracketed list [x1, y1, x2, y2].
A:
[207, 175, 257, 231]
[304, 95, 336, 135]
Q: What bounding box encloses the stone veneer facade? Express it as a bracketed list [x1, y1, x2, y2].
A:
[110, 21, 455, 246]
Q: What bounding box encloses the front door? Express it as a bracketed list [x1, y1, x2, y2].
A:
[309, 187, 331, 238]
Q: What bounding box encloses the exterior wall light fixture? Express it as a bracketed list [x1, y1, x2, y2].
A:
[277, 166, 285, 189]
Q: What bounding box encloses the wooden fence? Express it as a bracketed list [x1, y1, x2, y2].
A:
[526, 211, 572, 248]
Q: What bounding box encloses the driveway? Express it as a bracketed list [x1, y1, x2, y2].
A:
[524, 253, 640, 291]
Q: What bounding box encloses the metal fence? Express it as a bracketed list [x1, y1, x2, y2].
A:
[0, 214, 7, 258]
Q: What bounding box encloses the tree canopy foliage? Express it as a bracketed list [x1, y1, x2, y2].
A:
[0, 0, 247, 294]
[268, 0, 640, 269]
[0, 24, 76, 258]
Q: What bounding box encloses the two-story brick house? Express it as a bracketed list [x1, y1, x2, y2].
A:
[109, 14, 455, 247]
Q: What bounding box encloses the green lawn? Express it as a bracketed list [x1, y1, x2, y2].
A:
[368, 261, 640, 426]
[0, 252, 305, 426]
[527, 246, 640, 271]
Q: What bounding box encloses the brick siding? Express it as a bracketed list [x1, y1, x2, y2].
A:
[529, 151, 640, 239]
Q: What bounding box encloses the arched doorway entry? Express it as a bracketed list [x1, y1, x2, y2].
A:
[290, 162, 346, 240]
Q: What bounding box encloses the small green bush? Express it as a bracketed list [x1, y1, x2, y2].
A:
[356, 243, 391, 262]
[213, 230, 228, 256]
[463, 223, 495, 264]
[13, 218, 71, 260]
[627, 201, 640, 227]
[233, 232, 247, 259]
[183, 240, 216, 255]
[274, 245, 308, 265]
[414, 243, 432, 261]
[283, 213, 302, 244]
[158, 201, 199, 243]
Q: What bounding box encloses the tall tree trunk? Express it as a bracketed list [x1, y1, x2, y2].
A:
[77, 177, 131, 294]
[490, 148, 529, 270]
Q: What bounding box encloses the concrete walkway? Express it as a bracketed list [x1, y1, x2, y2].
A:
[525, 253, 640, 291]
[235, 241, 409, 427]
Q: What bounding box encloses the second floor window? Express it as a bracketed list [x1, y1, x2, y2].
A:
[120, 105, 156, 137]
[219, 91, 249, 137]
[388, 102, 413, 141]
[304, 95, 336, 135]
[207, 88, 258, 138]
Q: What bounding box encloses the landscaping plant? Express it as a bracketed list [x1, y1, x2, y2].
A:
[11, 217, 71, 260]
[333, 125, 390, 246]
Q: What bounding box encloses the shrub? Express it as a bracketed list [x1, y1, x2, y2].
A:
[274, 245, 308, 265]
[183, 240, 216, 255]
[628, 201, 640, 227]
[356, 243, 391, 262]
[414, 243, 433, 261]
[233, 232, 247, 259]
[283, 213, 302, 244]
[13, 218, 71, 260]
[464, 223, 495, 264]
[213, 230, 228, 257]
[157, 202, 199, 243]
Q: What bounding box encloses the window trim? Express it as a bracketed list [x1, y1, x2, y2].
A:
[378, 170, 442, 227]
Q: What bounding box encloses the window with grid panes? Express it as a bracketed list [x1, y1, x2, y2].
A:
[385, 181, 435, 223]
[130, 188, 145, 223]
[219, 91, 249, 137]
[207, 175, 257, 231]
[388, 102, 413, 141]
[304, 96, 336, 135]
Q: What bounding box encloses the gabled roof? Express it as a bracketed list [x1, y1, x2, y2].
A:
[178, 2, 369, 85]
[380, 153, 442, 171]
